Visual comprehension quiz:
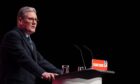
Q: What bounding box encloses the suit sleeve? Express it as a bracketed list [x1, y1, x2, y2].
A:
[36, 51, 63, 74]
[2, 31, 45, 78]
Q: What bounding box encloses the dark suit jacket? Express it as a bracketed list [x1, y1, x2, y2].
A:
[0, 27, 62, 84]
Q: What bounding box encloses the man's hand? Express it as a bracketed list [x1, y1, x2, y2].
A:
[41, 72, 58, 81]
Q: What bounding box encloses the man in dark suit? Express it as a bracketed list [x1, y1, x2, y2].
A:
[0, 6, 62, 84]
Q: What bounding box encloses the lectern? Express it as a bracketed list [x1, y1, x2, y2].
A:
[52, 69, 115, 84]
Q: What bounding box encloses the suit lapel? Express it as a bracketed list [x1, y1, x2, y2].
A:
[16, 28, 37, 61]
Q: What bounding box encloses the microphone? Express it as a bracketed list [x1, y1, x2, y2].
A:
[73, 44, 86, 69]
[82, 45, 94, 59]
[82, 45, 95, 69]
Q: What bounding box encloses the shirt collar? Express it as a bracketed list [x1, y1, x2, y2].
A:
[25, 32, 30, 38]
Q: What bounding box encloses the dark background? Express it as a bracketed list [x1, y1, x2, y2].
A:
[0, 0, 119, 84]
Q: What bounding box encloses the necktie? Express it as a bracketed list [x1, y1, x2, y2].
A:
[27, 36, 33, 50]
[26, 36, 37, 61]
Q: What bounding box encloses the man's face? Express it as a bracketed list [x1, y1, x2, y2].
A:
[21, 12, 38, 34]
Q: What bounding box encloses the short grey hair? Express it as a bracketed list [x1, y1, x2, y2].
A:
[17, 6, 37, 18]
